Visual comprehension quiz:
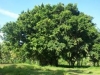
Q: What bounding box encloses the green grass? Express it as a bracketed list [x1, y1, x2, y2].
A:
[0, 64, 100, 75]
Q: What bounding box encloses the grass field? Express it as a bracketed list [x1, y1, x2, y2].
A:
[0, 64, 100, 75]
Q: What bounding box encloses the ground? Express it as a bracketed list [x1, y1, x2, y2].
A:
[0, 63, 100, 75]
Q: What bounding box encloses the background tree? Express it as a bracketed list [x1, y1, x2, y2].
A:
[89, 32, 100, 66]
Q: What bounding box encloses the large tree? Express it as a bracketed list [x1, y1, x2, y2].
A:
[1, 3, 99, 66]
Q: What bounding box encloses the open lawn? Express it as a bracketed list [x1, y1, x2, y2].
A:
[0, 64, 100, 75]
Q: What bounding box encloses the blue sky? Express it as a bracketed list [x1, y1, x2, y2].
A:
[0, 0, 100, 29]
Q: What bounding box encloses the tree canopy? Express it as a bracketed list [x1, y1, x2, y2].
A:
[1, 3, 100, 66]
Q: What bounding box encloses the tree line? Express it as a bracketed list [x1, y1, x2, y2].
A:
[0, 3, 100, 66]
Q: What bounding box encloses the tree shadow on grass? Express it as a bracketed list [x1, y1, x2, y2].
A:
[0, 64, 89, 75]
[0, 64, 40, 75]
[66, 69, 84, 75]
[0, 64, 65, 75]
[57, 64, 90, 68]
[56, 65, 90, 75]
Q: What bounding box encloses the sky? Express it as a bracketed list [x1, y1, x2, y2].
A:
[0, 0, 100, 29]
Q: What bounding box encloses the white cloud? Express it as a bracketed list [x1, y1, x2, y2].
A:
[0, 32, 3, 37]
[0, 8, 19, 19]
[0, 32, 3, 43]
